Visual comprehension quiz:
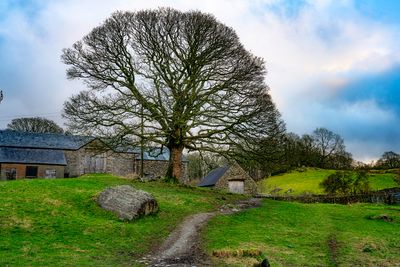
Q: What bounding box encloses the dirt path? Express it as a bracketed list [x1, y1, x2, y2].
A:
[138, 198, 262, 267]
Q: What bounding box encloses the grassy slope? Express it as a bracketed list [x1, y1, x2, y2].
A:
[0, 175, 244, 267]
[258, 168, 398, 195]
[204, 200, 400, 267]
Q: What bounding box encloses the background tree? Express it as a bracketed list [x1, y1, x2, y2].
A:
[279, 128, 352, 170]
[320, 171, 353, 195]
[7, 117, 64, 134]
[62, 8, 282, 182]
[0, 90, 3, 103]
[352, 170, 371, 194]
[320, 170, 370, 195]
[328, 151, 353, 169]
[376, 151, 400, 169]
[312, 128, 346, 168]
[231, 111, 286, 179]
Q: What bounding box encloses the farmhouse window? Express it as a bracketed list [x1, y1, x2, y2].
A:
[45, 169, 56, 178]
[25, 166, 38, 178]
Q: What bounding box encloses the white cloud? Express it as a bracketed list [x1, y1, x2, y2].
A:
[1, 0, 400, 160]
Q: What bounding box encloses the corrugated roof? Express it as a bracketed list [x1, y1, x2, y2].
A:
[0, 130, 94, 150]
[198, 165, 230, 187]
[0, 147, 67, 165]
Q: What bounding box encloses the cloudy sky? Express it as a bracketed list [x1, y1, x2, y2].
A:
[1, 0, 400, 162]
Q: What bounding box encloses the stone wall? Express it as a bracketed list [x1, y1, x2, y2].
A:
[0, 163, 65, 180]
[64, 143, 188, 180]
[64, 150, 81, 177]
[214, 163, 257, 194]
[106, 152, 136, 178]
[65, 146, 143, 177]
[257, 189, 400, 205]
[64, 147, 108, 177]
[136, 160, 169, 178]
[135, 160, 188, 181]
[65, 147, 145, 178]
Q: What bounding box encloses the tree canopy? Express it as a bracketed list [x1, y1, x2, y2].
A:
[376, 151, 400, 169]
[280, 127, 352, 170]
[7, 117, 64, 134]
[62, 8, 283, 181]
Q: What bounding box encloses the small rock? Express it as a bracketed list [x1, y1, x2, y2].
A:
[140, 173, 161, 182]
[271, 187, 282, 194]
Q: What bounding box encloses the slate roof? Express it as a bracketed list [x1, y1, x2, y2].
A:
[0, 147, 67, 165]
[198, 165, 230, 187]
[0, 130, 94, 150]
[0, 130, 187, 162]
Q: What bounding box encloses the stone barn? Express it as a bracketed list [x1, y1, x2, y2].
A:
[198, 163, 257, 194]
[0, 130, 187, 180]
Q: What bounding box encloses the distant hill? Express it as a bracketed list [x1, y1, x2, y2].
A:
[258, 168, 398, 195]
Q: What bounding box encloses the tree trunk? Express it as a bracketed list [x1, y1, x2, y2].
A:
[166, 146, 184, 182]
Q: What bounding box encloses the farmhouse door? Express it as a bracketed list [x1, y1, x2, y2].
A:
[85, 154, 105, 173]
[228, 180, 244, 194]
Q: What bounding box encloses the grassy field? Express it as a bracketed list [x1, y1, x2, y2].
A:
[204, 199, 400, 267]
[0, 174, 244, 266]
[258, 168, 398, 195]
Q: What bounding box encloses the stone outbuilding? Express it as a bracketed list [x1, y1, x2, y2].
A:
[198, 163, 257, 194]
[0, 130, 187, 180]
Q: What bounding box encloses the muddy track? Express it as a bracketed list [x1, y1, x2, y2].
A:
[138, 198, 262, 267]
[327, 234, 340, 267]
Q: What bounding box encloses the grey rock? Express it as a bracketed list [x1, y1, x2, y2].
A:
[140, 173, 160, 182]
[97, 185, 158, 220]
[285, 188, 294, 194]
[271, 187, 282, 194]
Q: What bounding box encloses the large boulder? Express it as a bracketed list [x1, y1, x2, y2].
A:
[97, 185, 158, 220]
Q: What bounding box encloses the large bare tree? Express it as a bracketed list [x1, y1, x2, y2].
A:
[62, 8, 282, 181]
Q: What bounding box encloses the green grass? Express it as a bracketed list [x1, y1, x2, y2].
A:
[258, 168, 398, 195]
[204, 200, 400, 267]
[369, 172, 398, 190]
[0, 174, 244, 266]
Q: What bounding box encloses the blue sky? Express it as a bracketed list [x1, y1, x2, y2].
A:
[1, 0, 400, 162]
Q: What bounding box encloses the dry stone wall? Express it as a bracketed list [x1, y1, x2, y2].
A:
[106, 152, 136, 178]
[136, 160, 188, 181]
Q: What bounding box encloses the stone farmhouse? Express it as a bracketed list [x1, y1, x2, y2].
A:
[198, 163, 257, 194]
[0, 130, 187, 181]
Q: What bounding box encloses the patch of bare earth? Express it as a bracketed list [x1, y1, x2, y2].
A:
[327, 234, 340, 267]
[138, 198, 262, 267]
